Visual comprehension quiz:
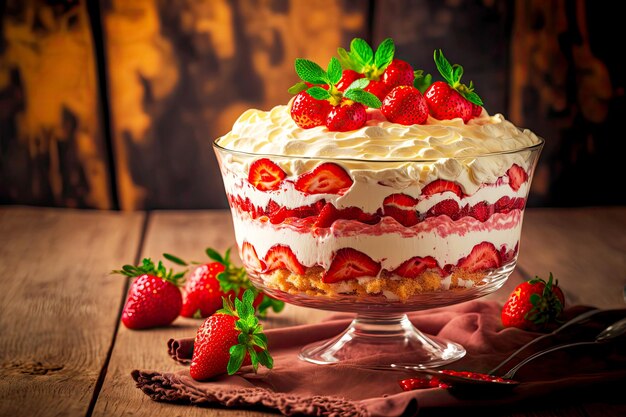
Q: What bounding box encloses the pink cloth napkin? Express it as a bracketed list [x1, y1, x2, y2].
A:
[132, 301, 626, 416]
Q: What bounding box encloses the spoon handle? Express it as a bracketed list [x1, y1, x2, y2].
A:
[489, 308, 601, 375]
[500, 340, 597, 380]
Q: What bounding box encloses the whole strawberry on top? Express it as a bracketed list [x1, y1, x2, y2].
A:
[501, 273, 565, 331]
[190, 289, 273, 381]
[164, 248, 284, 319]
[424, 50, 483, 123]
[288, 53, 382, 132]
[112, 258, 185, 330]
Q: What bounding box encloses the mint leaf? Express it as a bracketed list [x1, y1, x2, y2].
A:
[374, 38, 395, 70]
[345, 78, 369, 91]
[327, 57, 342, 85]
[452, 64, 463, 85]
[434, 49, 454, 85]
[306, 86, 332, 100]
[295, 58, 327, 84]
[350, 38, 373, 66]
[413, 70, 432, 93]
[337, 47, 362, 72]
[344, 88, 382, 109]
[288, 82, 309, 95]
[227, 344, 246, 375]
[460, 90, 483, 106]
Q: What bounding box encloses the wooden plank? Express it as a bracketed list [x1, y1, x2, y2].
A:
[100, 0, 369, 209]
[0, 1, 112, 209]
[0, 207, 143, 416]
[516, 207, 626, 309]
[92, 210, 331, 417]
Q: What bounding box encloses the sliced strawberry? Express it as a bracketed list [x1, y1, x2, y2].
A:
[512, 198, 526, 210]
[295, 163, 354, 195]
[323, 248, 381, 283]
[507, 164, 528, 191]
[421, 179, 463, 198]
[264, 245, 305, 275]
[494, 196, 513, 213]
[383, 193, 420, 227]
[457, 242, 501, 272]
[469, 201, 493, 222]
[241, 242, 266, 272]
[315, 203, 379, 228]
[248, 159, 287, 191]
[266, 200, 281, 215]
[394, 256, 439, 278]
[427, 200, 460, 220]
[314, 202, 341, 228]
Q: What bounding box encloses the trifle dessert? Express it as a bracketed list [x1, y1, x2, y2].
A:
[214, 39, 543, 312]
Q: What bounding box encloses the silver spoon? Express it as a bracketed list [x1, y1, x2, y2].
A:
[361, 316, 626, 388]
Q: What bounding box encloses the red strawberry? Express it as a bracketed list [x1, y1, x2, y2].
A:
[383, 193, 420, 227]
[248, 159, 286, 191]
[268, 202, 321, 224]
[381, 86, 428, 125]
[427, 200, 460, 220]
[336, 69, 364, 91]
[394, 256, 439, 278]
[425, 81, 473, 122]
[423, 50, 483, 123]
[469, 201, 493, 222]
[290, 91, 332, 129]
[364, 80, 392, 101]
[314, 202, 341, 228]
[421, 179, 463, 197]
[241, 242, 265, 273]
[382, 59, 414, 88]
[314, 203, 379, 228]
[264, 245, 306, 275]
[295, 162, 353, 195]
[326, 101, 367, 132]
[494, 196, 514, 213]
[501, 273, 565, 331]
[472, 104, 483, 117]
[112, 258, 184, 329]
[512, 197, 526, 210]
[507, 164, 528, 191]
[323, 248, 381, 283]
[457, 242, 501, 272]
[190, 290, 273, 380]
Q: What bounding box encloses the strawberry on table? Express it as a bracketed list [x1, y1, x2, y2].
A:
[381, 86, 429, 125]
[190, 290, 274, 381]
[501, 273, 565, 331]
[424, 50, 483, 123]
[112, 258, 185, 330]
[248, 158, 286, 191]
[164, 248, 284, 319]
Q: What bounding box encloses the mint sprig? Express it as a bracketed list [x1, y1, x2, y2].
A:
[337, 37, 395, 80]
[218, 290, 274, 374]
[433, 49, 483, 106]
[289, 57, 382, 108]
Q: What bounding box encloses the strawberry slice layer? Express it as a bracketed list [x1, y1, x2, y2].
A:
[422, 179, 463, 198]
[323, 248, 381, 283]
[264, 245, 306, 275]
[383, 193, 420, 227]
[507, 164, 528, 191]
[241, 242, 266, 272]
[457, 242, 501, 272]
[393, 256, 439, 278]
[248, 159, 286, 191]
[295, 163, 353, 195]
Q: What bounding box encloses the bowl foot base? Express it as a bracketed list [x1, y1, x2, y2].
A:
[299, 313, 465, 368]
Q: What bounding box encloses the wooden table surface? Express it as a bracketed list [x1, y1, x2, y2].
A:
[1, 206, 625, 417]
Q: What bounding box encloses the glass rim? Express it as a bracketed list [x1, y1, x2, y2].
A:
[213, 135, 544, 163]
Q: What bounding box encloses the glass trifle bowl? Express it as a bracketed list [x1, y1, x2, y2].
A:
[213, 110, 543, 368]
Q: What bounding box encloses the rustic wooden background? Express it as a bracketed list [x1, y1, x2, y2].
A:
[1, 0, 623, 210]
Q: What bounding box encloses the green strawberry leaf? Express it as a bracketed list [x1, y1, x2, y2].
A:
[306, 86, 332, 100]
[459, 89, 483, 106]
[351, 38, 374, 66]
[374, 38, 395, 70]
[452, 64, 463, 85]
[205, 248, 225, 264]
[257, 349, 273, 369]
[256, 296, 285, 317]
[295, 58, 328, 84]
[252, 333, 268, 350]
[529, 293, 541, 306]
[413, 70, 432, 93]
[327, 57, 342, 85]
[346, 78, 369, 91]
[434, 49, 454, 86]
[248, 347, 259, 371]
[288, 81, 309, 95]
[227, 344, 246, 375]
[344, 88, 382, 109]
[163, 253, 188, 266]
